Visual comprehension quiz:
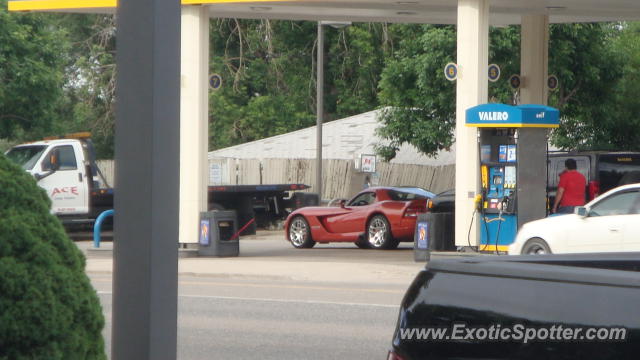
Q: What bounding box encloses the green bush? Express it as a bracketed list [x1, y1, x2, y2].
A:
[0, 154, 105, 359]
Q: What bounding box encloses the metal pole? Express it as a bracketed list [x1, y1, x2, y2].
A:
[316, 22, 324, 201]
[113, 0, 180, 358]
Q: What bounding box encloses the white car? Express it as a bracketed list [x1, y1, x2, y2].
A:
[509, 183, 640, 255]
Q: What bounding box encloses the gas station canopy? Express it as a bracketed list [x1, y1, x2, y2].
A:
[8, 0, 640, 24]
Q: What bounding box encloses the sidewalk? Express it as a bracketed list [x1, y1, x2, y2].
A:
[78, 230, 477, 285]
[76, 231, 424, 285]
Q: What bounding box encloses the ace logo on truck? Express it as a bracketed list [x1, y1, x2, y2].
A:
[51, 187, 79, 197]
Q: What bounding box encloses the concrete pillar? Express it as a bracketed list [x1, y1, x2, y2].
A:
[517, 15, 550, 227]
[454, 0, 489, 247]
[113, 0, 180, 357]
[180, 5, 210, 244]
[520, 15, 549, 104]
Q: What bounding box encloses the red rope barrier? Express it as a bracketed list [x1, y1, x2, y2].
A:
[230, 218, 255, 240]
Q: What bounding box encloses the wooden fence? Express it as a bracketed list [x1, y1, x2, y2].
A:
[209, 158, 455, 199]
[96, 158, 456, 200]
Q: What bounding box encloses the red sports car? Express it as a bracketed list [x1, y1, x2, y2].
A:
[285, 187, 433, 249]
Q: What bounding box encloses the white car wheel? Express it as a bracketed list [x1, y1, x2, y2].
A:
[521, 237, 552, 255]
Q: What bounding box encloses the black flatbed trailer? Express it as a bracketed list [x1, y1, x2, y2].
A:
[207, 184, 319, 235]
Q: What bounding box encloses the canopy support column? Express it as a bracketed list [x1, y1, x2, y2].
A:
[517, 15, 550, 226]
[180, 5, 210, 244]
[454, 0, 489, 247]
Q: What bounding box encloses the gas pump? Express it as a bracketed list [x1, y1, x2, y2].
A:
[478, 129, 518, 251]
[466, 104, 559, 252]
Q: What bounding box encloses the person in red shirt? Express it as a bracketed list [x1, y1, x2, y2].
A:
[552, 158, 586, 214]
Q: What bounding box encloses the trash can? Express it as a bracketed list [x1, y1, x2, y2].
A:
[414, 212, 455, 262]
[431, 212, 455, 251]
[199, 210, 239, 257]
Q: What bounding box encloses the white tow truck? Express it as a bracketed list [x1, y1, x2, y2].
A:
[5, 132, 113, 226]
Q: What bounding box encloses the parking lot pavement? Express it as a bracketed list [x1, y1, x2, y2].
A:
[75, 230, 480, 285]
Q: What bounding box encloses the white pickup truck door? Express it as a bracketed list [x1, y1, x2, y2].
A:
[36, 143, 89, 215]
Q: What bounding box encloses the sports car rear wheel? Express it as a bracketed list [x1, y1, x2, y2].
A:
[288, 216, 315, 249]
[367, 215, 398, 250]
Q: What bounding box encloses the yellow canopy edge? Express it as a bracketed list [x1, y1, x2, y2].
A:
[8, 0, 294, 12]
[9, 0, 116, 11]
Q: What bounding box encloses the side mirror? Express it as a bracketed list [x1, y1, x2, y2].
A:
[36, 150, 60, 181]
[42, 150, 60, 172]
[49, 151, 60, 171]
[575, 206, 588, 217]
[339, 199, 347, 208]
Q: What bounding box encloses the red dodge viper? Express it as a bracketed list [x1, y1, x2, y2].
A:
[285, 187, 434, 250]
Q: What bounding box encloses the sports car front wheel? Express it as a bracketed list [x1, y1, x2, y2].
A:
[367, 215, 398, 250]
[288, 216, 316, 249]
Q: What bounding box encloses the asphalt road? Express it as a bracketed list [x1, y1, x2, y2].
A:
[81, 232, 438, 360]
[90, 273, 406, 360]
[80, 231, 475, 359]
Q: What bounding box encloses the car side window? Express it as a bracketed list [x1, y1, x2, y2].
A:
[589, 191, 640, 217]
[42, 145, 77, 171]
[630, 193, 640, 215]
[349, 192, 376, 206]
[388, 190, 426, 201]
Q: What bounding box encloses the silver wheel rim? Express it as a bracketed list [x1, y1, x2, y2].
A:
[527, 244, 547, 254]
[368, 217, 387, 247]
[290, 218, 308, 246]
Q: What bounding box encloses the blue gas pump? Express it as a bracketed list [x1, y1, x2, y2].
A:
[466, 104, 559, 252]
[479, 161, 518, 251]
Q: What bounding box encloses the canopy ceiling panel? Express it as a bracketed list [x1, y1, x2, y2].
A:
[8, 0, 640, 24]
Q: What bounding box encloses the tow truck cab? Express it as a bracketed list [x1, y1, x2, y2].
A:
[5, 133, 112, 223]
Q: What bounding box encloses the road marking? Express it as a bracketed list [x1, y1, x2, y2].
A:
[96, 291, 399, 308]
[90, 278, 404, 294]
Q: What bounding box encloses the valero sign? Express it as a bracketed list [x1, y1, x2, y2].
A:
[466, 104, 559, 128]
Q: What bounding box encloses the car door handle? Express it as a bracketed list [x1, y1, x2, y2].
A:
[78, 173, 83, 182]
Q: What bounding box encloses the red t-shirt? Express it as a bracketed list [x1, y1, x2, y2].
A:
[558, 170, 586, 206]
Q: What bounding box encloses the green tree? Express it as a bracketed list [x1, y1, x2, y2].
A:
[0, 154, 105, 359]
[548, 23, 627, 150]
[549, 21, 640, 151]
[326, 23, 394, 117]
[376, 25, 456, 160]
[0, 1, 68, 140]
[605, 21, 640, 150]
[376, 23, 628, 159]
[376, 24, 519, 160]
[209, 19, 316, 149]
[0, 6, 116, 158]
[52, 14, 117, 159]
[208, 20, 392, 150]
